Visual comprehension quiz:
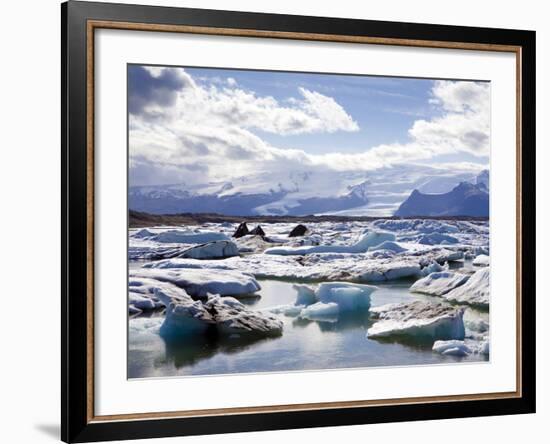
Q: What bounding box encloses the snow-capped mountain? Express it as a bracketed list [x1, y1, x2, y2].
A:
[129, 166, 489, 217]
[394, 181, 489, 217]
[129, 170, 371, 216]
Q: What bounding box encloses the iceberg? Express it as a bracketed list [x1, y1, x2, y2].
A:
[418, 233, 459, 245]
[264, 231, 395, 256]
[131, 268, 261, 298]
[156, 289, 283, 339]
[265, 304, 304, 317]
[356, 260, 421, 282]
[443, 267, 490, 307]
[432, 339, 490, 356]
[316, 282, 375, 312]
[472, 254, 490, 266]
[300, 302, 339, 321]
[410, 271, 470, 296]
[151, 230, 229, 244]
[369, 241, 408, 253]
[293, 284, 318, 306]
[155, 287, 215, 338]
[132, 228, 155, 238]
[420, 261, 448, 276]
[432, 340, 472, 357]
[368, 301, 465, 340]
[128, 276, 183, 312]
[176, 240, 239, 260]
[204, 295, 283, 337]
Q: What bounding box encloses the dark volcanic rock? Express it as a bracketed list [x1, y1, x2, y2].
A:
[249, 225, 266, 237]
[288, 224, 308, 237]
[233, 222, 249, 238]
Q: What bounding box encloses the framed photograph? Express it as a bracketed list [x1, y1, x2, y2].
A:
[62, 1, 536, 442]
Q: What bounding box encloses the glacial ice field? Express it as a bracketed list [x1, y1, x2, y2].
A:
[128, 218, 490, 378]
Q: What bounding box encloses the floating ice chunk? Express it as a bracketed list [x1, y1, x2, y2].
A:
[265, 304, 304, 317]
[132, 268, 261, 298]
[368, 301, 465, 340]
[132, 228, 155, 238]
[369, 241, 407, 253]
[300, 302, 339, 321]
[204, 295, 283, 337]
[264, 231, 395, 256]
[128, 276, 186, 311]
[129, 292, 156, 311]
[234, 235, 273, 253]
[154, 287, 214, 338]
[353, 232, 396, 251]
[432, 340, 472, 357]
[472, 254, 490, 266]
[142, 258, 235, 270]
[157, 289, 283, 338]
[420, 261, 448, 276]
[372, 219, 459, 234]
[357, 260, 421, 282]
[293, 284, 318, 306]
[151, 230, 229, 244]
[177, 240, 239, 260]
[410, 271, 470, 296]
[316, 282, 374, 312]
[418, 233, 459, 245]
[434, 249, 464, 263]
[443, 267, 490, 307]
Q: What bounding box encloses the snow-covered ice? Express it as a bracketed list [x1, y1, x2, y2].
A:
[473, 254, 490, 266]
[410, 271, 470, 296]
[151, 230, 230, 244]
[176, 240, 239, 259]
[443, 267, 490, 307]
[131, 268, 261, 298]
[367, 301, 465, 340]
[156, 288, 283, 339]
[264, 231, 395, 255]
[432, 340, 472, 357]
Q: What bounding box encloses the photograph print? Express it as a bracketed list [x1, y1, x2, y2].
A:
[127, 64, 490, 379]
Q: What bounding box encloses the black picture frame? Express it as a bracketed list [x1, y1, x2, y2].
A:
[61, 1, 536, 442]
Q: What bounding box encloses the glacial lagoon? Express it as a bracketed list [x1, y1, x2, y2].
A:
[127, 219, 490, 379]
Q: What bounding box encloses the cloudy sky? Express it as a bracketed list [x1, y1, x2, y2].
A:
[128, 65, 490, 187]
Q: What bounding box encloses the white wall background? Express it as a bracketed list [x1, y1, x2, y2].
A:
[0, 0, 546, 443]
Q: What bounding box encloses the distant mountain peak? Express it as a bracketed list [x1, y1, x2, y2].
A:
[394, 179, 489, 217]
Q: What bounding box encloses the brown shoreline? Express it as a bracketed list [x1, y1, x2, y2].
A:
[129, 209, 490, 228]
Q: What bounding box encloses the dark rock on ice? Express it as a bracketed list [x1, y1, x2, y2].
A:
[233, 222, 249, 238]
[288, 224, 308, 237]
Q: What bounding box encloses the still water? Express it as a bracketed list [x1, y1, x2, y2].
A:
[128, 276, 488, 379]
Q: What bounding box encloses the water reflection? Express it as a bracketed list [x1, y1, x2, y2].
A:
[162, 333, 279, 369]
[128, 278, 489, 378]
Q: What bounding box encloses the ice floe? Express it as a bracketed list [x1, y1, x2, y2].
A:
[432, 340, 472, 356]
[176, 240, 239, 260]
[151, 230, 229, 244]
[473, 254, 490, 266]
[410, 271, 470, 296]
[300, 302, 340, 321]
[264, 231, 395, 255]
[443, 267, 490, 307]
[156, 289, 283, 339]
[367, 301, 465, 340]
[316, 282, 375, 311]
[432, 339, 489, 356]
[131, 268, 261, 298]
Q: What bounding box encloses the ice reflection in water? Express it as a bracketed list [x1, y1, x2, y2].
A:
[128, 278, 488, 379]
